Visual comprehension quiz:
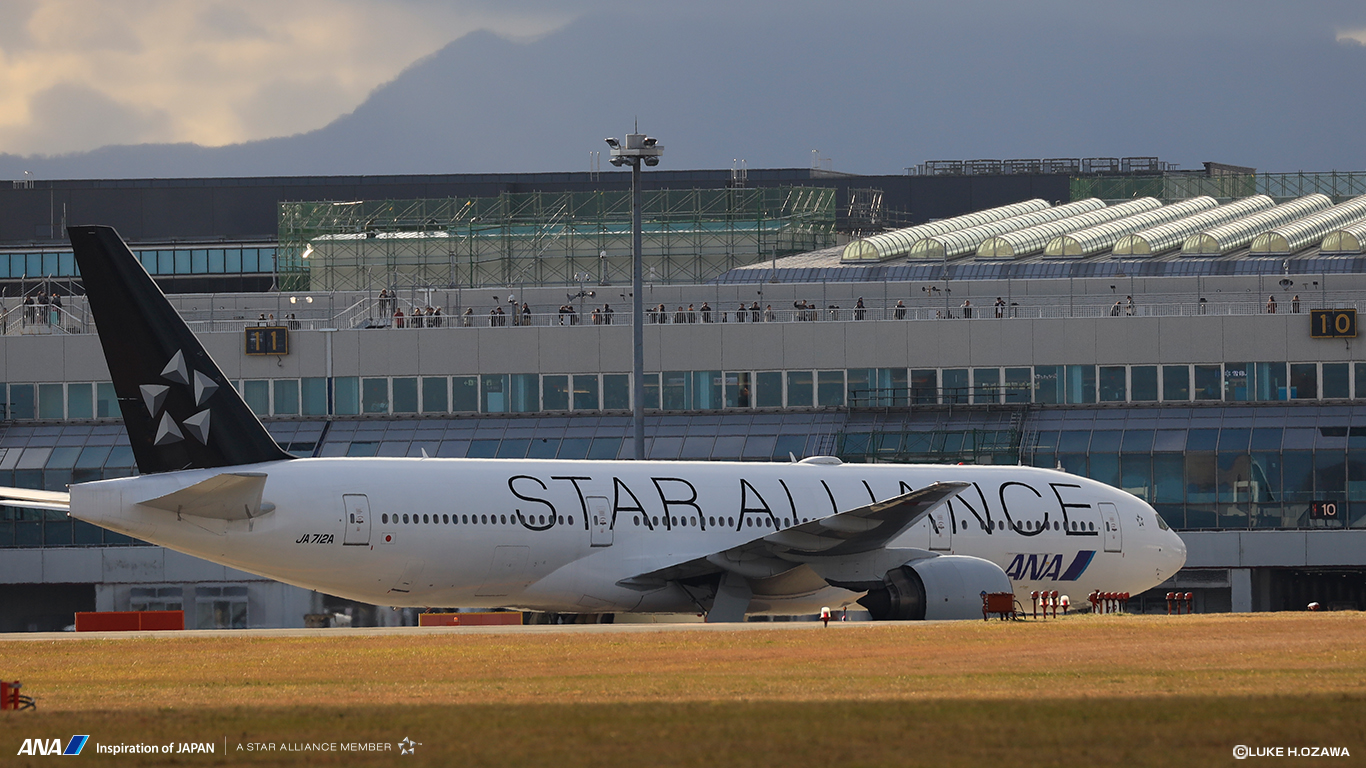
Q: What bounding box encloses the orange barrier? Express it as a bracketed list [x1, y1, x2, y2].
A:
[74, 611, 185, 632]
[418, 612, 522, 627]
[1, 681, 21, 710]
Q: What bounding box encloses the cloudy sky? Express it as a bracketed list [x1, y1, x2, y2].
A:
[1, 1, 1365, 176]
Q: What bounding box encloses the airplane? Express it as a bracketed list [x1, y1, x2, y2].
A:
[0, 226, 1186, 622]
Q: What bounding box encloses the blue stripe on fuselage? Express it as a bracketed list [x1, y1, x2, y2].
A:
[1058, 550, 1095, 581]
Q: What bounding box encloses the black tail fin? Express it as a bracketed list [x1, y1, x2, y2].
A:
[68, 226, 292, 474]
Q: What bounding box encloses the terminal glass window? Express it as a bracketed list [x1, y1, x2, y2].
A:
[509, 374, 539, 413]
[726, 372, 753, 408]
[391, 378, 418, 413]
[642, 373, 660, 409]
[973, 368, 1000, 404]
[846, 369, 871, 407]
[1225, 363, 1252, 401]
[421, 377, 448, 413]
[603, 374, 630, 410]
[130, 586, 182, 612]
[195, 586, 248, 629]
[67, 383, 93, 419]
[816, 371, 844, 407]
[301, 378, 328, 415]
[1162, 365, 1190, 401]
[452, 376, 478, 412]
[1323, 363, 1349, 399]
[755, 372, 782, 408]
[543, 375, 569, 411]
[1004, 367, 1031, 404]
[1194, 365, 1222, 400]
[1098, 367, 1126, 402]
[1356, 364, 1366, 398]
[786, 371, 813, 407]
[1131, 366, 1158, 401]
[38, 384, 64, 419]
[96, 383, 120, 418]
[8, 384, 33, 420]
[942, 369, 968, 404]
[273, 379, 299, 415]
[481, 375, 508, 413]
[1033, 366, 1062, 405]
[334, 377, 359, 415]
[1065, 365, 1096, 404]
[361, 378, 389, 414]
[573, 375, 599, 410]
[911, 370, 938, 404]
[1255, 363, 1288, 401]
[692, 371, 722, 410]
[879, 368, 909, 406]
[662, 372, 688, 410]
[1289, 364, 1317, 400]
[244, 380, 270, 416]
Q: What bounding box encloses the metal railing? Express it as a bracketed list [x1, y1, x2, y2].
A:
[4, 289, 1360, 335]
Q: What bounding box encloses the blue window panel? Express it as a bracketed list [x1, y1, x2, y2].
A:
[191, 250, 209, 274]
[174, 251, 191, 274]
[467, 439, 499, 458]
[208, 249, 226, 273]
[59, 253, 75, 276]
[27, 253, 42, 277]
[1250, 428, 1283, 451]
[260, 249, 276, 271]
[226, 249, 243, 273]
[42, 253, 58, 276]
[242, 249, 259, 273]
[1187, 429, 1219, 451]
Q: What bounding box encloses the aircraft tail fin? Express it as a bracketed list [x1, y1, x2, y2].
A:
[68, 225, 293, 474]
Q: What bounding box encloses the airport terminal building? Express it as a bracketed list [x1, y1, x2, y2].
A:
[3, 162, 1366, 630]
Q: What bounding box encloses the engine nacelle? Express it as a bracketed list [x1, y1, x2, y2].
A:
[858, 554, 1011, 621]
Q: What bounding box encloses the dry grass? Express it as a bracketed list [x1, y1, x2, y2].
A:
[3, 613, 1364, 766]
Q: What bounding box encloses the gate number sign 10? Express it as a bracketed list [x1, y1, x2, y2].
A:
[1310, 309, 1356, 339]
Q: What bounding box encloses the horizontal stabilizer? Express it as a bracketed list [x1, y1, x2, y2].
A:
[138, 472, 272, 520]
[0, 486, 71, 512]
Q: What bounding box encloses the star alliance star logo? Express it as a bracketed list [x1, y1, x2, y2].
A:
[140, 349, 216, 446]
[397, 736, 420, 756]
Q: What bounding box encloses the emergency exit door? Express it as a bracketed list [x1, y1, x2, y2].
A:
[588, 496, 613, 547]
[927, 504, 952, 550]
[342, 494, 371, 546]
[1099, 502, 1122, 552]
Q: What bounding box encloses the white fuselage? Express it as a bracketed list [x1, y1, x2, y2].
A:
[68, 459, 1186, 615]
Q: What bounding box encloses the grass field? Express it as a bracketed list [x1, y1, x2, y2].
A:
[3, 612, 1364, 766]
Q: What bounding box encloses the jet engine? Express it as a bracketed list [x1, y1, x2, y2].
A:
[858, 555, 1011, 621]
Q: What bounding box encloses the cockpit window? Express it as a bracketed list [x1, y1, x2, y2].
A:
[1154, 512, 1170, 531]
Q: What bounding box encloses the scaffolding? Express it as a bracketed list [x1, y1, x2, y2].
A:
[277, 187, 835, 291]
[1071, 171, 1366, 204]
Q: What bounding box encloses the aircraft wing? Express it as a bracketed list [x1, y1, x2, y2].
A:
[0, 486, 71, 512]
[618, 481, 969, 589]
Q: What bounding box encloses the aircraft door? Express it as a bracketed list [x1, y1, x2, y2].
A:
[928, 503, 952, 551]
[588, 495, 613, 547]
[342, 494, 371, 546]
[1099, 502, 1122, 552]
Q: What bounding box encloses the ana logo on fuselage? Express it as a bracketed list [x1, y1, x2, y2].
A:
[1004, 551, 1095, 582]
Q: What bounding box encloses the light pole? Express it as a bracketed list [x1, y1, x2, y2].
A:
[606, 132, 663, 461]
